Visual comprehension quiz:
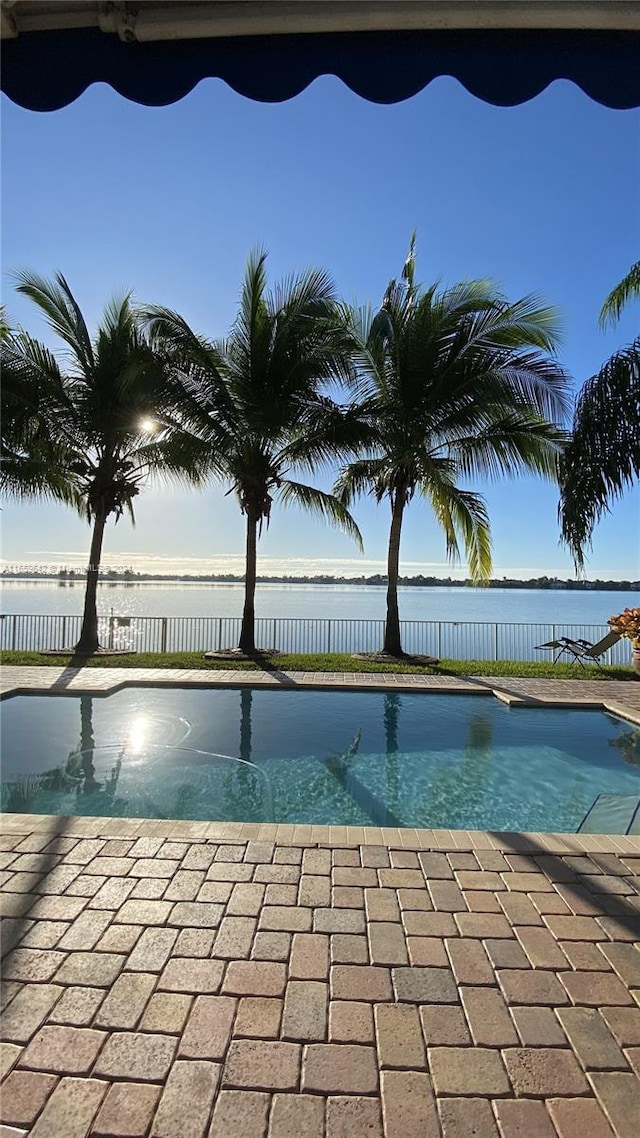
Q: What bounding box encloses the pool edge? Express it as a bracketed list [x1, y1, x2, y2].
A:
[2, 809, 640, 856]
[3, 667, 639, 846]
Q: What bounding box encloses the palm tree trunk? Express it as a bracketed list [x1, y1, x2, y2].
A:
[239, 509, 259, 654]
[383, 489, 405, 655]
[75, 508, 107, 654]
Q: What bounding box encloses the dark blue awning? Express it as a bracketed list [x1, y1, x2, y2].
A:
[2, 28, 639, 112]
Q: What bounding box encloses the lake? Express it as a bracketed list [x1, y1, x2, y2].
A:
[1, 579, 636, 626]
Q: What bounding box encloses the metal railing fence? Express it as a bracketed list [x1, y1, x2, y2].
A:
[0, 613, 630, 664]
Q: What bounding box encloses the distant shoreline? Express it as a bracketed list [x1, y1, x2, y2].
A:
[2, 572, 638, 592]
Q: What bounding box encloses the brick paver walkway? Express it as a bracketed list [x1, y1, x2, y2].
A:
[1, 816, 639, 1137]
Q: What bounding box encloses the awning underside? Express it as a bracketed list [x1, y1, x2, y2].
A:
[2, 25, 640, 111]
[2, 3, 639, 110]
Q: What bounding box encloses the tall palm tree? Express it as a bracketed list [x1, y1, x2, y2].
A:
[335, 239, 571, 656]
[560, 261, 640, 569]
[1, 272, 183, 654]
[144, 250, 365, 654]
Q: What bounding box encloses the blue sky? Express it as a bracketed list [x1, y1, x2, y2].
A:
[2, 75, 639, 580]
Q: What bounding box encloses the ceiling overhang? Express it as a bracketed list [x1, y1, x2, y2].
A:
[2, 2, 639, 111]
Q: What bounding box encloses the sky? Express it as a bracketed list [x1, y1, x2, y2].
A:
[1, 74, 639, 581]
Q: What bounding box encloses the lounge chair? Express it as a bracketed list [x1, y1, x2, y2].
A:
[534, 629, 620, 667]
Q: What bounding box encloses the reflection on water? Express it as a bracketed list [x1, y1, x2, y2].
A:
[2, 689, 640, 832]
[384, 693, 401, 821]
[1, 696, 203, 818]
[416, 713, 494, 829]
[610, 728, 640, 767]
[1, 689, 274, 823]
[2, 694, 122, 813]
[240, 688, 252, 765]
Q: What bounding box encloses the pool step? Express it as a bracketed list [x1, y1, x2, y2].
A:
[578, 794, 640, 836]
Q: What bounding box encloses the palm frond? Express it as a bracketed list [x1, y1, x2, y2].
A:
[272, 266, 336, 314]
[13, 270, 95, 372]
[599, 261, 640, 329]
[143, 431, 220, 488]
[425, 479, 492, 583]
[1, 330, 66, 401]
[559, 338, 640, 568]
[1, 329, 82, 504]
[278, 480, 364, 551]
[234, 247, 269, 373]
[101, 293, 135, 342]
[0, 306, 11, 340]
[481, 295, 564, 353]
[283, 400, 378, 472]
[141, 305, 227, 387]
[333, 458, 388, 507]
[450, 414, 567, 483]
[0, 453, 80, 508]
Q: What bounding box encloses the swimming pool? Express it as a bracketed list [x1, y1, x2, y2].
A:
[2, 687, 639, 833]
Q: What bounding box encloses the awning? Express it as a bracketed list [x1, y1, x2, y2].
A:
[2, 2, 639, 111]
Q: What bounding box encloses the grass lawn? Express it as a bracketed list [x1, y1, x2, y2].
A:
[0, 650, 634, 681]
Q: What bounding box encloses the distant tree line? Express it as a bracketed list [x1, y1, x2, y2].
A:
[1, 568, 638, 592]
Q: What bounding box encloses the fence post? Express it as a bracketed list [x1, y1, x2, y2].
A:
[108, 616, 114, 650]
[273, 618, 277, 650]
[437, 622, 441, 660]
[494, 623, 498, 661]
[12, 615, 17, 651]
[61, 616, 67, 649]
[327, 619, 331, 654]
[161, 617, 168, 654]
[218, 617, 222, 650]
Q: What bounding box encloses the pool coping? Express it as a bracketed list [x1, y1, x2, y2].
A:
[2, 666, 640, 852]
[2, 809, 640, 855]
[2, 664, 640, 725]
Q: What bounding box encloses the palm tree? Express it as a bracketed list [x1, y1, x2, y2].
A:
[1, 272, 183, 654]
[335, 238, 571, 656]
[560, 261, 640, 569]
[144, 250, 365, 655]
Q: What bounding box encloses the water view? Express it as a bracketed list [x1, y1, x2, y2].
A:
[2, 579, 636, 625]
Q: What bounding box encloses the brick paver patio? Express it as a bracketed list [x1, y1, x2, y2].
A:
[1, 671, 640, 1135]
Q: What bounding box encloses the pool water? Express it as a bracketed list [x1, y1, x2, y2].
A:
[2, 688, 639, 833]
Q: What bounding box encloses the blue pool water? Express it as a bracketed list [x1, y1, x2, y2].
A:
[2, 688, 639, 833]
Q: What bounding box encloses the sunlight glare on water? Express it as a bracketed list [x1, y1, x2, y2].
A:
[127, 716, 149, 755]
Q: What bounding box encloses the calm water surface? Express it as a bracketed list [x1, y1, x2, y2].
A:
[1, 580, 637, 625]
[2, 688, 640, 832]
